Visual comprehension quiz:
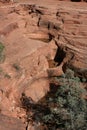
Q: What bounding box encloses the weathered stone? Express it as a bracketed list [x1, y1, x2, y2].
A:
[0, 0, 87, 121]
[0, 22, 18, 36]
[0, 114, 25, 130]
[25, 77, 49, 102]
[27, 31, 51, 42]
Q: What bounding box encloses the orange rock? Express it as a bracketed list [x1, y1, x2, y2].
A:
[0, 0, 87, 121]
[0, 114, 25, 130]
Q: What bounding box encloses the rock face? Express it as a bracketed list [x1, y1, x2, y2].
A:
[0, 0, 87, 129]
[0, 114, 25, 130]
[25, 1, 87, 70]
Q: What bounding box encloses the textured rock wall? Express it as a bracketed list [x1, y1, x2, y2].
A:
[0, 1, 87, 130]
[22, 2, 87, 77]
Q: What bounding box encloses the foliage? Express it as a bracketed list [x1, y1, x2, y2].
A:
[0, 42, 4, 53]
[42, 69, 87, 130]
[21, 69, 87, 130]
[4, 73, 11, 79]
[0, 67, 3, 74]
[13, 63, 21, 71]
[0, 42, 5, 63]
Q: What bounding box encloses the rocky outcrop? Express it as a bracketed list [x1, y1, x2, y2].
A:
[25, 2, 87, 71]
[0, 1, 87, 129]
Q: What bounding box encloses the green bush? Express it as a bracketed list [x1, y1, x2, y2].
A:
[13, 63, 21, 71]
[42, 69, 87, 130]
[21, 69, 87, 130]
[0, 42, 5, 63]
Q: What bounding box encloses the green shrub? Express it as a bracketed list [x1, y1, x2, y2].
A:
[0, 42, 4, 53]
[0, 42, 5, 63]
[0, 67, 3, 74]
[42, 69, 87, 130]
[13, 63, 21, 71]
[21, 69, 87, 130]
[4, 73, 11, 79]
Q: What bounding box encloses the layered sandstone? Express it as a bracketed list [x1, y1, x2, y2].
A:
[0, 0, 87, 130]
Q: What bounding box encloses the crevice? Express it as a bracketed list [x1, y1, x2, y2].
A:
[37, 16, 41, 26]
[48, 33, 54, 41]
[26, 123, 28, 130]
[62, 63, 67, 73]
[35, 9, 44, 15]
[54, 47, 66, 66]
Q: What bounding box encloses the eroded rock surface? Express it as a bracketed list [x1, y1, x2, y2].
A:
[0, 0, 87, 130]
[0, 114, 25, 130]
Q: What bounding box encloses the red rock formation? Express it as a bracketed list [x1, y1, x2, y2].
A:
[0, 1, 87, 129]
[0, 114, 25, 130]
